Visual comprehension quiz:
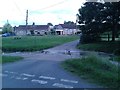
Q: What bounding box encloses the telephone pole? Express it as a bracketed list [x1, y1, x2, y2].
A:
[26, 10, 28, 35]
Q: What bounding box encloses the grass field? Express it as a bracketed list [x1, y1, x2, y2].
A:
[0, 56, 23, 64]
[2, 35, 79, 52]
[62, 56, 119, 88]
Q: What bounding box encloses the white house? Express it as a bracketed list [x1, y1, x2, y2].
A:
[54, 24, 80, 35]
[14, 24, 50, 36]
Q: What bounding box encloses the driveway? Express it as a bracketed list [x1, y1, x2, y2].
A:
[2, 40, 102, 88]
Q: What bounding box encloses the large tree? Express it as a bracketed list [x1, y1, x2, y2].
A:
[77, 2, 120, 42]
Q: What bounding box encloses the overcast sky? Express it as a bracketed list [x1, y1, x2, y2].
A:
[0, 0, 86, 27]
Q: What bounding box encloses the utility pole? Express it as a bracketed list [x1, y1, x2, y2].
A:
[26, 10, 28, 35]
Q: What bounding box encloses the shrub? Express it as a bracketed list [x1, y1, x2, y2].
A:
[80, 34, 101, 44]
[114, 49, 120, 55]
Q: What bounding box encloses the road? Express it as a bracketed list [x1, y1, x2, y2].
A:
[2, 40, 102, 88]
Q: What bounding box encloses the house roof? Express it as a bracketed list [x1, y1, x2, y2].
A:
[15, 25, 49, 31]
[54, 24, 76, 29]
[59, 24, 76, 29]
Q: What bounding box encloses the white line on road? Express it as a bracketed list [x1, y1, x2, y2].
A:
[15, 77, 28, 80]
[9, 71, 18, 74]
[0, 73, 8, 77]
[4, 71, 9, 73]
[22, 77, 28, 80]
[21, 73, 35, 77]
[61, 79, 78, 84]
[4, 71, 18, 74]
[31, 79, 48, 84]
[52, 83, 73, 88]
[39, 76, 56, 80]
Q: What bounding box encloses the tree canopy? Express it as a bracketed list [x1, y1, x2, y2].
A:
[2, 22, 13, 33]
[64, 21, 75, 25]
[77, 2, 120, 42]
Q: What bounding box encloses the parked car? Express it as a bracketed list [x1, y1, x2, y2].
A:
[2, 33, 15, 37]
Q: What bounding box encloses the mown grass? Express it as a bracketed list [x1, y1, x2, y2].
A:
[62, 56, 119, 88]
[0, 56, 23, 64]
[2, 35, 79, 52]
[77, 41, 120, 54]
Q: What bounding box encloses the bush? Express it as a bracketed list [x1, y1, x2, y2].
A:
[114, 49, 120, 55]
[80, 34, 101, 44]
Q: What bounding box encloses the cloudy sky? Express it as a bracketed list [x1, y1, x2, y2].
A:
[0, 0, 86, 27]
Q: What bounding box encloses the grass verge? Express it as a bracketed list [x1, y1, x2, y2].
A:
[2, 35, 79, 52]
[62, 56, 119, 88]
[0, 56, 23, 64]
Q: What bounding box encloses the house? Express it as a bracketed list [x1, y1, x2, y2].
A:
[14, 24, 50, 36]
[54, 24, 80, 35]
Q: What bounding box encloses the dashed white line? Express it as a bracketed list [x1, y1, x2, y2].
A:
[9, 71, 18, 74]
[4, 71, 18, 74]
[61, 79, 78, 84]
[4, 71, 9, 73]
[31, 79, 48, 84]
[52, 83, 73, 88]
[22, 77, 28, 80]
[0, 73, 8, 77]
[39, 76, 55, 80]
[21, 73, 35, 77]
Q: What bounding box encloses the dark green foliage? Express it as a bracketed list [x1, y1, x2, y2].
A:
[64, 21, 75, 25]
[30, 30, 34, 35]
[114, 49, 120, 55]
[77, 2, 120, 42]
[47, 23, 53, 26]
[77, 41, 120, 54]
[80, 34, 101, 44]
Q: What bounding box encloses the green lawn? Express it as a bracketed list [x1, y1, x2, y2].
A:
[0, 56, 23, 64]
[62, 56, 119, 88]
[2, 35, 79, 52]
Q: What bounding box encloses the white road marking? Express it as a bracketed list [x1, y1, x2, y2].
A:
[21, 73, 35, 77]
[4, 71, 17, 74]
[10, 76, 28, 80]
[4, 71, 9, 73]
[31, 79, 47, 84]
[52, 83, 73, 88]
[9, 71, 18, 74]
[61, 79, 78, 84]
[39, 76, 55, 80]
[0, 73, 8, 77]
[22, 77, 28, 80]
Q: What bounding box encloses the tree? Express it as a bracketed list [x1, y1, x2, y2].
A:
[64, 21, 75, 25]
[2, 22, 13, 34]
[102, 2, 120, 41]
[77, 2, 120, 42]
[47, 23, 53, 26]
